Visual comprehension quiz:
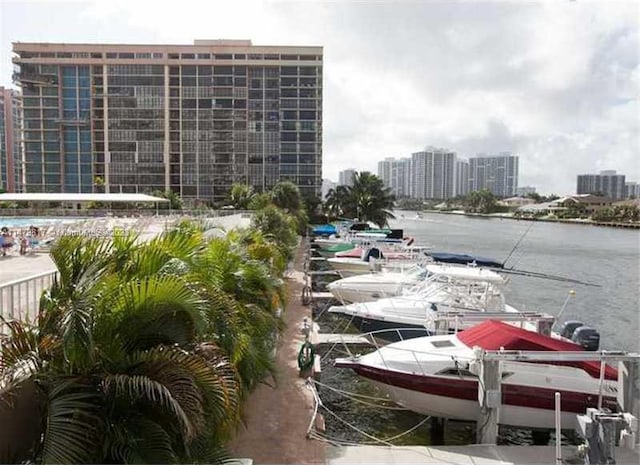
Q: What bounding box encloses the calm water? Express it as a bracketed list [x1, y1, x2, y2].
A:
[391, 211, 640, 352]
[316, 212, 640, 445]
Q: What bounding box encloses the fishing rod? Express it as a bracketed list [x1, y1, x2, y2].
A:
[495, 221, 600, 287]
[502, 221, 535, 268]
[498, 267, 601, 287]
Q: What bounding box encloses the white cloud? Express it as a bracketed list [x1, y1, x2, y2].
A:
[1, 0, 638, 194]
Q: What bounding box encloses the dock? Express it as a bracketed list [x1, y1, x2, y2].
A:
[326, 445, 640, 464]
[314, 333, 371, 346]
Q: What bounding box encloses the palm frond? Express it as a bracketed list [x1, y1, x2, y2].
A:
[40, 378, 101, 464]
[103, 372, 196, 439]
[99, 276, 205, 351]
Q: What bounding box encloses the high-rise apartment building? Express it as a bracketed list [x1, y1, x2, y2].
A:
[0, 87, 22, 192]
[338, 168, 356, 187]
[411, 148, 456, 200]
[321, 178, 336, 199]
[12, 40, 323, 200]
[625, 182, 640, 199]
[577, 170, 626, 200]
[454, 159, 469, 197]
[515, 186, 536, 196]
[378, 157, 411, 198]
[468, 153, 518, 197]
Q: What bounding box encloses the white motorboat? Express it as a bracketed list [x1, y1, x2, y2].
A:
[327, 265, 429, 303]
[328, 264, 517, 339]
[335, 320, 618, 430]
[328, 263, 506, 303]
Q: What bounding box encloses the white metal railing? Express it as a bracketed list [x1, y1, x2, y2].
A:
[0, 270, 58, 331]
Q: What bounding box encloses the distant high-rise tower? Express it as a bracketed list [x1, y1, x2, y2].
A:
[378, 157, 411, 198]
[0, 87, 22, 192]
[12, 40, 323, 200]
[577, 170, 626, 200]
[338, 168, 356, 187]
[468, 153, 518, 197]
[455, 159, 469, 197]
[625, 182, 640, 199]
[321, 178, 336, 199]
[411, 148, 456, 200]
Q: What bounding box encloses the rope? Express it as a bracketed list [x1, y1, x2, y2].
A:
[312, 378, 407, 408]
[318, 400, 432, 447]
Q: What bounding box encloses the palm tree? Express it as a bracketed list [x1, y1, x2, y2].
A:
[0, 230, 275, 463]
[333, 172, 396, 227]
[228, 183, 256, 210]
[324, 185, 349, 219]
[270, 181, 302, 213]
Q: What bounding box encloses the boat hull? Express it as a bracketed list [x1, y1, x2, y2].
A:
[351, 364, 617, 430]
[349, 315, 432, 342]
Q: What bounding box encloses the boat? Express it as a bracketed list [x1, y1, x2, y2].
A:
[328, 262, 505, 303]
[327, 264, 430, 302]
[334, 320, 618, 430]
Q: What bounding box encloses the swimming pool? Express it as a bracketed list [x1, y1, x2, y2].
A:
[0, 217, 85, 228]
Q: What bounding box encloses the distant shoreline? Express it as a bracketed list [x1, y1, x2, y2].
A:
[404, 210, 640, 230]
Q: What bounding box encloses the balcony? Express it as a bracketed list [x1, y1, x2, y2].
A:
[54, 117, 90, 126]
[13, 72, 57, 86]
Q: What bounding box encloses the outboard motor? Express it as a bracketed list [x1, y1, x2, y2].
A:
[571, 326, 600, 351]
[560, 320, 584, 340]
[363, 247, 384, 262]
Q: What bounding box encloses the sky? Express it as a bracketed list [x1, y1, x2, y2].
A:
[0, 0, 638, 195]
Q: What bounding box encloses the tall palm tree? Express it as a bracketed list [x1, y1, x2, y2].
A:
[323, 172, 395, 227]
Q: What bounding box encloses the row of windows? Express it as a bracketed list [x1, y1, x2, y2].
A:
[20, 51, 319, 61]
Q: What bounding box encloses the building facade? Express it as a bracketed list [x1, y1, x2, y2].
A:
[321, 178, 336, 199]
[378, 157, 411, 198]
[515, 186, 536, 196]
[338, 168, 356, 187]
[454, 159, 469, 197]
[625, 182, 640, 199]
[411, 148, 456, 200]
[468, 153, 518, 197]
[12, 40, 323, 201]
[0, 87, 22, 192]
[576, 170, 626, 200]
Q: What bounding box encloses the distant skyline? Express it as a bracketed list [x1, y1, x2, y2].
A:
[1, 0, 638, 195]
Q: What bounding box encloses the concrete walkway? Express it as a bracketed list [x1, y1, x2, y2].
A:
[228, 240, 325, 464]
[326, 444, 640, 464]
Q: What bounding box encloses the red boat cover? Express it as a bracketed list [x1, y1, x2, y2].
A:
[458, 320, 618, 380]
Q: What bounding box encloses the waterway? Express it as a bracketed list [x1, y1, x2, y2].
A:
[315, 211, 639, 445]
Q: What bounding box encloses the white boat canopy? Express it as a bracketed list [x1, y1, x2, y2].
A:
[425, 263, 505, 284]
[0, 193, 169, 203]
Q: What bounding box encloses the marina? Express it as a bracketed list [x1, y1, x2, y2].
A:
[302, 213, 639, 462]
[1, 212, 638, 464]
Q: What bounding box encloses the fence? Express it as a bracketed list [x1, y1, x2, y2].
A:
[0, 270, 59, 332]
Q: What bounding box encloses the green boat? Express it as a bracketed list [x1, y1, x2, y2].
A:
[318, 242, 355, 257]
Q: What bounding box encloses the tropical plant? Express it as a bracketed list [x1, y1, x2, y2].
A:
[153, 189, 184, 210]
[323, 172, 396, 227]
[251, 205, 299, 261]
[463, 189, 498, 213]
[270, 181, 302, 213]
[248, 192, 272, 210]
[228, 183, 256, 210]
[0, 219, 291, 464]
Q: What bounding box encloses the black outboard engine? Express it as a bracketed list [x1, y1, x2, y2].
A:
[571, 326, 600, 351]
[560, 320, 584, 340]
[364, 248, 383, 262]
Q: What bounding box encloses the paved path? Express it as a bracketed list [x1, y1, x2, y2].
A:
[0, 254, 56, 284]
[228, 240, 325, 464]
